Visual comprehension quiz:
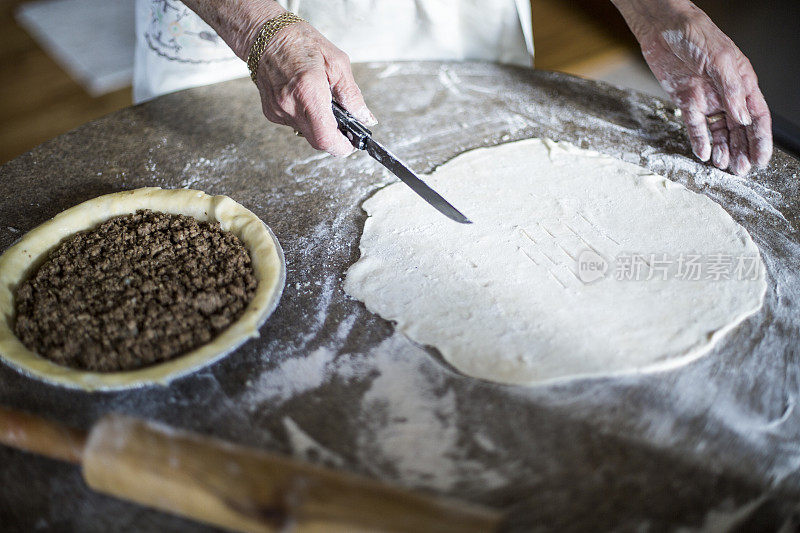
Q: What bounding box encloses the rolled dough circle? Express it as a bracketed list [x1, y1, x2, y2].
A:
[0, 188, 285, 391]
[345, 139, 767, 385]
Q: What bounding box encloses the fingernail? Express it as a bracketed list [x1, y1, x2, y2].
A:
[693, 144, 710, 162]
[712, 145, 724, 167]
[756, 142, 772, 168]
[328, 142, 355, 158]
[737, 108, 752, 126]
[329, 148, 355, 158]
[733, 154, 751, 176]
[354, 106, 378, 126]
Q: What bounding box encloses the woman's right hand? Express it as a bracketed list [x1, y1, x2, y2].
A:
[182, 0, 375, 156]
[241, 6, 376, 156]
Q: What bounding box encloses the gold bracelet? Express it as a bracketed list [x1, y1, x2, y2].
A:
[246, 12, 305, 82]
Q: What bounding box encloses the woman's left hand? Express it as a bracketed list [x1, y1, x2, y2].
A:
[614, 0, 772, 175]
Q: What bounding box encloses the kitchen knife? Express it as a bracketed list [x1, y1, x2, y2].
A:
[332, 101, 471, 224]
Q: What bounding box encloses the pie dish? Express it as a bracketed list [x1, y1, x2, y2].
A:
[0, 188, 285, 391]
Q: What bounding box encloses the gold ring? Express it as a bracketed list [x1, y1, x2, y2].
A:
[706, 112, 726, 125]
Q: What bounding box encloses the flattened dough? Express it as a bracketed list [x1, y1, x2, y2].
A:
[345, 139, 767, 385]
[0, 188, 285, 391]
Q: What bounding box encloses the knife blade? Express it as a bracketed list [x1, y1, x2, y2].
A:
[332, 101, 471, 224]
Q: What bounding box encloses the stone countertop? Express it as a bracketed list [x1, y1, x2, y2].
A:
[1, 62, 799, 531]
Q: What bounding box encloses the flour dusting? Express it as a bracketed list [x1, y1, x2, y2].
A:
[240, 333, 509, 491]
[241, 346, 337, 405]
[352, 336, 508, 491]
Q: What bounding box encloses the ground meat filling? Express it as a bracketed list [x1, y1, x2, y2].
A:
[14, 210, 258, 372]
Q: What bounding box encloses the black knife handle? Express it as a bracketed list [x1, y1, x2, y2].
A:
[332, 100, 372, 150]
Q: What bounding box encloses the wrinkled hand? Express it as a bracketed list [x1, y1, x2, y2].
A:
[616, 0, 772, 175]
[243, 7, 376, 156]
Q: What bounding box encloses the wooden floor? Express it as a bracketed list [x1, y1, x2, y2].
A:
[532, 0, 639, 72]
[0, 0, 640, 164]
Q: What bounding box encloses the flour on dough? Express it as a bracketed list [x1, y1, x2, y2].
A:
[344, 139, 766, 385]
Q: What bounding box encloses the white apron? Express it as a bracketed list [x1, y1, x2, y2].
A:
[133, 0, 534, 103]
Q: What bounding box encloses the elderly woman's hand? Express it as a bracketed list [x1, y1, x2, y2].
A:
[186, 0, 375, 157]
[614, 0, 772, 175]
[247, 9, 376, 156]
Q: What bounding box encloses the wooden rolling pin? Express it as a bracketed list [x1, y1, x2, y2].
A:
[0, 407, 501, 532]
